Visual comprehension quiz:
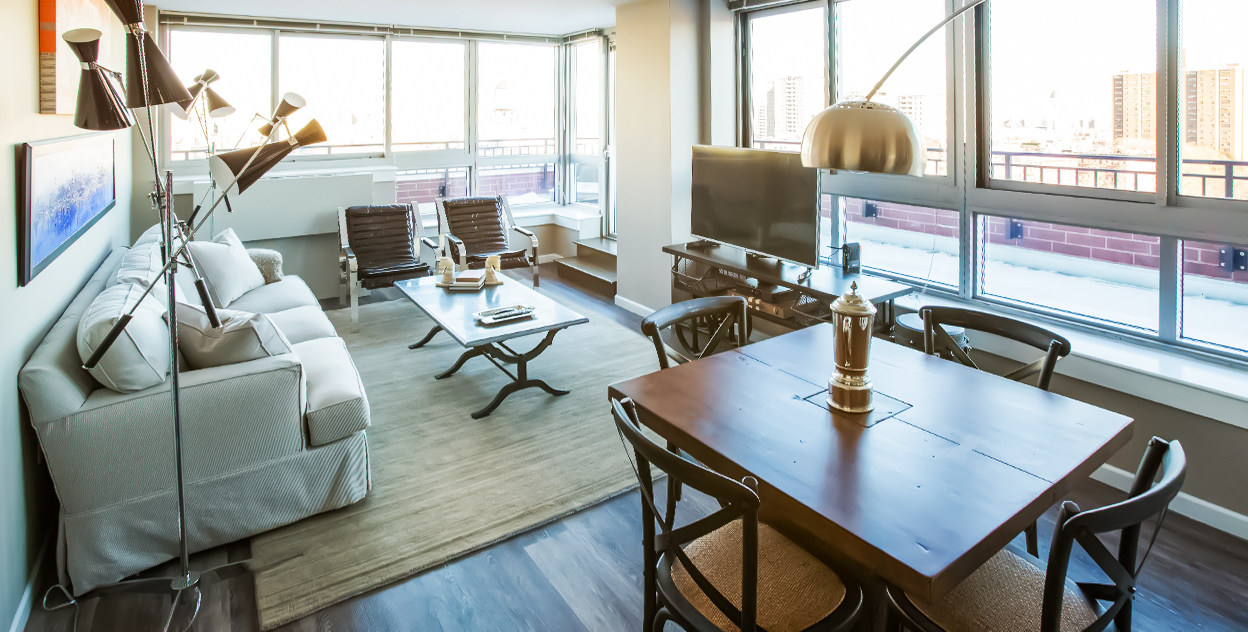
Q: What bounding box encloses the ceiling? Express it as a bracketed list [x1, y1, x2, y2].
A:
[156, 0, 622, 36]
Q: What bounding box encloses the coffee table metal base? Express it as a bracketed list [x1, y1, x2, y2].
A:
[412, 325, 571, 418]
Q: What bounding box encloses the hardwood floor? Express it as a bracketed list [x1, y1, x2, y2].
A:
[26, 265, 1248, 632]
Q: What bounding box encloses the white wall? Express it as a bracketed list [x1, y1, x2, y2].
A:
[0, 8, 134, 629]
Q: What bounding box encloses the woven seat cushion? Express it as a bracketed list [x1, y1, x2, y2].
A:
[441, 197, 510, 257]
[909, 548, 1099, 632]
[672, 519, 847, 632]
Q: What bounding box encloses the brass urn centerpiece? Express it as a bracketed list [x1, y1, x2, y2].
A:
[828, 282, 877, 413]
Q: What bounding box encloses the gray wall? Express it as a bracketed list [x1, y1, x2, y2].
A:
[0, 7, 135, 627]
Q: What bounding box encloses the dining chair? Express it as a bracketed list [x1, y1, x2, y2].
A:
[435, 194, 539, 286]
[338, 203, 434, 326]
[611, 397, 864, 632]
[920, 305, 1073, 556]
[884, 436, 1186, 632]
[640, 296, 750, 370]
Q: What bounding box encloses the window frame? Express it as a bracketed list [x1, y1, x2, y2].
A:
[735, 0, 1248, 365]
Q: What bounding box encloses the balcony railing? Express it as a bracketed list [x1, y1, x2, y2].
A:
[478, 138, 557, 157]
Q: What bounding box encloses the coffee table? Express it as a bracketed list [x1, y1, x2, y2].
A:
[394, 276, 589, 418]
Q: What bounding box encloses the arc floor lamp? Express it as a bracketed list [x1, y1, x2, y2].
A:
[48, 2, 325, 631]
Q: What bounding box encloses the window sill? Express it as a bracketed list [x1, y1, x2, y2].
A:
[895, 291, 1248, 431]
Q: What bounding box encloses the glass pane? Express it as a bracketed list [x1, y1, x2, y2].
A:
[479, 164, 557, 205]
[1182, 241, 1248, 351]
[279, 35, 385, 155]
[982, 218, 1159, 331]
[392, 40, 466, 152]
[837, 197, 959, 287]
[478, 43, 556, 156]
[168, 30, 272, 161]
[395, 168, 469, 215]
[574, 163, 599, 204]
[837, 0, 948, 175]
[749, 4, 826, 152]
[1177, 0, 1248, 200]
[574, 40, 602, 155]
[988, 1, 1157, 192]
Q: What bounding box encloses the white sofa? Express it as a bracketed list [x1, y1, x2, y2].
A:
[19, 230, 371, 595]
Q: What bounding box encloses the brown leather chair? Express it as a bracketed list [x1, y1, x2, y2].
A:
[338, 203, 434, 325]
[434, 194, 539, 286]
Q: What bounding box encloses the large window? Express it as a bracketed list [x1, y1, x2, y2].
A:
[477, 42, 557, 156]
[987, 0, 1157, 193]
[739, 0, 1248, 361]
[168, 30, 272, 161]
[837, 0, 948, 175]
[572, 38, 605, 205]
[392, 40, 467, 152]
[748, 3, 826, 151]
[278, 35, 386, 155]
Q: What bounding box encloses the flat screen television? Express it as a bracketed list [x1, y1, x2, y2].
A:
[690, 145, 820, 268]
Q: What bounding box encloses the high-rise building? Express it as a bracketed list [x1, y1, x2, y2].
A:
[1114, 65, 1245, 160]
[897, 94, 926, 135]
[764, 83, 776, 139]
[779, 76, 805, 139]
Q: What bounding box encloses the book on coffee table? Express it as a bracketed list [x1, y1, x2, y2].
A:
[448, 269, 486, 291]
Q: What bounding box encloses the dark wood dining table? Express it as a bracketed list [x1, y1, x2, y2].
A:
[608, 323, 1134, 604]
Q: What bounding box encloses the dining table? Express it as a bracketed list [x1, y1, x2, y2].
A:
[607, 322, 1134, 607]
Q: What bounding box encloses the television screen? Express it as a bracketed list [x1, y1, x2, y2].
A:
[690, 145, 820, 268]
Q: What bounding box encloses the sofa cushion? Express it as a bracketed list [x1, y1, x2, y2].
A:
[131, 223, 164, 249]
[293, 337, 370, 446]
[77, 282, 170, 393]
[188, 228, 266, 308]
[176, 304, 294, 369]
[267, 305, 337, 344]
[112, 240, 163, 287]
[228, 275, 319, 314]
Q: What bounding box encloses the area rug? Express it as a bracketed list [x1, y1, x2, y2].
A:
[250, 297, 658, 629]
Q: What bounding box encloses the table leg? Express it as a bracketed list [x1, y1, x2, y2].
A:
[409, 324, 444, 349]
[471, 329, 571, 419]
[435, 346, 487, 379]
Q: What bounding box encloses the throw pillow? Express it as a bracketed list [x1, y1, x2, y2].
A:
[175, 303, 294, 370]
[77, 282, 171, 393]
[186, 228, 266, 308]
[246, 248, 285, 284]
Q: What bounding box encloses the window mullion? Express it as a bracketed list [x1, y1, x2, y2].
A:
[271, 29, 280, 121]
[1157, 0, 1181, 340]
[384, 34, 393, 160]
[467, 39, 479, 196]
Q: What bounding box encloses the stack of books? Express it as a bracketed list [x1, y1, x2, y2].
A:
[448, 269, 487, 292]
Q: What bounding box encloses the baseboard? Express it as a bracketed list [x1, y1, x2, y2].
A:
[1092, 464, 1248, 541]
[614, 295, 654, 317]
[537, 253, 563, 265]
[7, 538, 49, 632]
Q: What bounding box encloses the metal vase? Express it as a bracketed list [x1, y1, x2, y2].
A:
[827, 282, 877, 413]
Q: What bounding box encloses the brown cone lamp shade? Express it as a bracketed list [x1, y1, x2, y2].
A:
[209, 119, 327, 195]
[63, 28, 135, 131]
[170, 70, 235, 120]
[101, 0, 192, 107]
[257, 92, 307, 138]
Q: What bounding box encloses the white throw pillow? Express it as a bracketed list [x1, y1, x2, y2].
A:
[77, 282, 171, 393]
[186, 228, 266, 308]
[175, 303, 294, 369]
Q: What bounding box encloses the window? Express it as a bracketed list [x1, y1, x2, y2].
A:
[838, 197, 959, 287]
[168, 30, 272, 161]
[477, 42, 557, 156]
[837, 0, 948, 175]
[748, 3, 826, 151]
[1177, 0, 1248, 200]
[1182, 241, 1248, 351]
[278, 34, 385, 155]
[479, 164, 557, 204]
[392, 40, 467, 152]
[987, 0, 1158, 192]
[982, 218, 1160, 332]
[574, 39, 603, 156]
[396, 168, 469, 215]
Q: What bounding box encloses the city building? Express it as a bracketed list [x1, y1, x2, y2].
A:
[1115, 65, 1245, 160]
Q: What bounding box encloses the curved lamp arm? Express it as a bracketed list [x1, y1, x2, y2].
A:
[862, 0, 991, 101]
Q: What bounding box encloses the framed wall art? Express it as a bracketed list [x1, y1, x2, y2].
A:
[17, 133, 116, 286]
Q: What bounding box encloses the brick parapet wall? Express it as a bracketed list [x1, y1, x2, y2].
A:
[840, 198, 1248, 283]
[394, 169, 553, 205]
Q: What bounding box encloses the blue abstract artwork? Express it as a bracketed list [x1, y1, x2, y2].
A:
[19, 134, 115, 285]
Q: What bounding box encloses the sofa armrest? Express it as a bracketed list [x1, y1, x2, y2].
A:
[36, 354, 308, 514]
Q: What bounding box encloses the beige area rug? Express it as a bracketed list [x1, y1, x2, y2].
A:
[250, 297, 658, 629]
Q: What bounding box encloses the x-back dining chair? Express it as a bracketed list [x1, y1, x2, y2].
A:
[920, 305, 1073, 556]
[434, 194, 540, 286]
[640, 296, 750, 370]
[611, 397, 864, 632]
[885, 436, 1186, 632]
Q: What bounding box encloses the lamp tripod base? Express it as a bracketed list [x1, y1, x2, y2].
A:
[43, 559, 250, 632]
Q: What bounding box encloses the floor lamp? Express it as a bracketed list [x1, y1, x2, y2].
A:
[49, 3, 326, 630]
